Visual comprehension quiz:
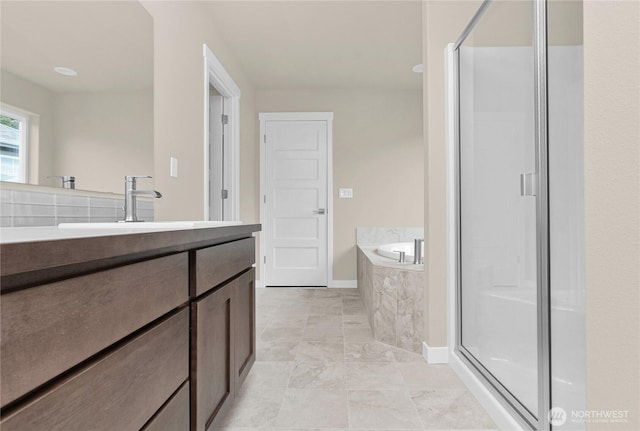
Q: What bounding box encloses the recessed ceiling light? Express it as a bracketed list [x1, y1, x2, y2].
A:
[411, 64, 424, 73]
[54, 67, 78, 77]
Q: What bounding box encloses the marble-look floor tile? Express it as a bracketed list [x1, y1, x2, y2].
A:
[314, 289, 343, 298]
[343, 325, 374, 343]
[397, 362, 466, 390]
[342, 296, 363, 307]
[275, 429, 349, 431]
[219, 388, 285, 429]
[288, 361, 346, 389]
[257, 340, 299, 362]
[342, 305, 366, 316]
[263, 287, 316, 298]
[294, 341, 345, 363]
[231, 287, 496, 430]
[260, 300, 312, 311]
[348, 390, 422, 429]
[303, 315, 344, 343]
[312, 297, 343, 307]
[268, 311, 311, 326]
[242, 361, 296, 391]
[342, 314, 370, 324]
[344, 342, 395, 362]
[260, 325, 305, 343]
[391, 346, 426, 363]
[346, 362, 405, 391]
[310, 303, 343, 316]
[411, 390, 497, 430]
[220, 428, 270, 431]
[276, 388, 349, 429]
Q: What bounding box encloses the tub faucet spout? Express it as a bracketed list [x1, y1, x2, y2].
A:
[413, 239, 424, 265]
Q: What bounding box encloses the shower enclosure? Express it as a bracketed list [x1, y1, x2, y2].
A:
[451, 0, 584, 429]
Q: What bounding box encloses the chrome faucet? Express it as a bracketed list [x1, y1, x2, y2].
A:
[413, 239, 424, 265]
[48, 175, 76, 189]
[122, 175, 162, 222]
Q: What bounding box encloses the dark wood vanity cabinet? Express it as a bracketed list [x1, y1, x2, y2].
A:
[1, 309, 190, 431]
[192, 280, 235, 431]
[191, 238, 256, 431]
[234, 268, 256, 391]
[0, 225, 259, 431]
[1, 253, 189, 407]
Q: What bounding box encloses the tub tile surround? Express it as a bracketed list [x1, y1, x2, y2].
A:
[220, 287, 496, 430]
[0, 187, 154, 227]
[356, 227, 425, 354]
[356, 226, 425, 247]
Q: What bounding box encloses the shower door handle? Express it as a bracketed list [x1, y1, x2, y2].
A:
[313, 208, 326, 215]
[520, 173, 537, 196]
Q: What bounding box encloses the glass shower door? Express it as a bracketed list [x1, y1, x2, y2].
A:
[456, 0, 540, 424]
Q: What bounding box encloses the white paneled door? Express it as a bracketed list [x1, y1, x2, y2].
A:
[261, 114, 332, 286]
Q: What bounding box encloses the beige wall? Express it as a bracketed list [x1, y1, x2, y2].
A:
[256, 89, 424, 280]
[423, 0, 481, 347]
[141, 1, 258, 223]
[52, 91, 153, 193]
[584, 1, 640, 429]
[0, 69, 55, 185]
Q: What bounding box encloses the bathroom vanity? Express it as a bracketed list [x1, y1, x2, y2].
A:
[0, 223, 260, 430]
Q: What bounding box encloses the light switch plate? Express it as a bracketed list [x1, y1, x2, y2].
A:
[338, 188, 353, 199]
[170, 157, 178, 178]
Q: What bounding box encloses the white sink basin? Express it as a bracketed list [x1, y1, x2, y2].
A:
[58, 221, 243, 229]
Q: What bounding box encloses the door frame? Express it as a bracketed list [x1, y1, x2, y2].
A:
[203, 44, 240, 221]
[258, 112, 334, 288]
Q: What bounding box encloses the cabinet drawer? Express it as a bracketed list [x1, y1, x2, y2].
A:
[194, 237, 254, 296]
[143, 382, 190, 431]
[1, 253, 188, 406]
[1, 308, 189, 431]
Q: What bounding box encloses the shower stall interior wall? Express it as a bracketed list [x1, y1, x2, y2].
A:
[451, 1, 585, 430]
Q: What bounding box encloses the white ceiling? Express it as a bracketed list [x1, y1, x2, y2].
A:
[1, 1, 152, 93]
[205, 1, 423, 91]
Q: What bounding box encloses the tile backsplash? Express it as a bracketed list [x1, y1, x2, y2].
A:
[0, 188, 154, 227]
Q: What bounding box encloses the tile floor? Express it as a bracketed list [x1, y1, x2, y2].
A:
[220, 287, 497, 431]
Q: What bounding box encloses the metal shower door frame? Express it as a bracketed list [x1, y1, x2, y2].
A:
[451, 0, 551, 429]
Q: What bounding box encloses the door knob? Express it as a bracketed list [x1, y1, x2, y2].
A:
[313, 208, 326, 215]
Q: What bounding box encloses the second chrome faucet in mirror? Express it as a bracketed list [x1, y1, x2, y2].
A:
[122, 175, 162, 222]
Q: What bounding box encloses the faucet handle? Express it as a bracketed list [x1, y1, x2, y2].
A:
[48, 176, 76, 189]
[125, 175, 152, 181]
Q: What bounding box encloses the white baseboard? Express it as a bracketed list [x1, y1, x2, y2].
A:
[449, 350, 524, 430]
[422, 341, 449, 364]
[329, 280, 357, 288]
[255, 279, 265, 288]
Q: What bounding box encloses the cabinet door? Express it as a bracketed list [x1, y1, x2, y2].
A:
[234, 268, 256, 391]
[191, 282, 235, 431]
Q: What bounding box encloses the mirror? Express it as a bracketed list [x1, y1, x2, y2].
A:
[0, 1, 153, 194]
